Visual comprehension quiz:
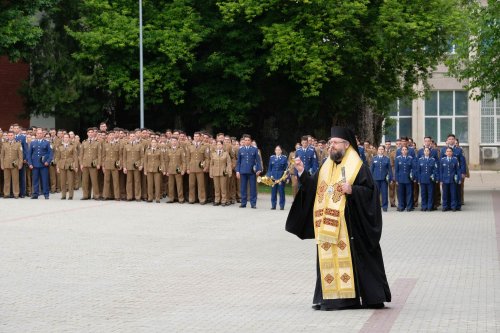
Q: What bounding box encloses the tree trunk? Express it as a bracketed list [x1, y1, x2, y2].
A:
[356, 97, 384, 146]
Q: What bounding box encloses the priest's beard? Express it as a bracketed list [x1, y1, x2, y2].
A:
[330, 149, 345, 164]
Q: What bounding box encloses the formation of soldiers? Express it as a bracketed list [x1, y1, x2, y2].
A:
[0, 123, 468, 212]
[362, 135, 468, 212]
[0, 123, 277, 208]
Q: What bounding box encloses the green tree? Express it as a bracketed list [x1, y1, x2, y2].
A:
[22, 0, 111, 127]
[447, 0, 500, 98]
[23, 0, 207, 129]
[219, 0, 467, 143]
[66, 0, 206, 115]
[0, 0, 58, 60]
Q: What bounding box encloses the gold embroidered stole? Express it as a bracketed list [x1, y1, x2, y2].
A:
[313, 146, 362, 299]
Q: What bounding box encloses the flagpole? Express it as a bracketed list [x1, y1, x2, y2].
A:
[139, 0, 144, 128]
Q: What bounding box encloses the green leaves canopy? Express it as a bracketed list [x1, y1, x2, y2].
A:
[1, 0, 474, 148]
[67, 0, 205, 106]
[447, 0, 500, 98]
[0, 0, 58, 60]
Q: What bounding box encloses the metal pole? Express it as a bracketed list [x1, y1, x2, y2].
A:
[139, 0, 144, 128]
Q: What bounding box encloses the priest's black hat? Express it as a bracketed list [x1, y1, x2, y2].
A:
[330, 126, 360, 156]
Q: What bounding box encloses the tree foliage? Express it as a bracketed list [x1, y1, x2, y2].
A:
[0, 0, 58, 60]
[447, 0, 500, 98]
[21, 0, 108, 125]
[219, 0, 466, 131]
[66, 0, 206, 107]
[0, 0, 473, 150]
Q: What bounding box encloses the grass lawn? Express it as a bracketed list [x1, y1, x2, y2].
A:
[257, 182, 293, 195]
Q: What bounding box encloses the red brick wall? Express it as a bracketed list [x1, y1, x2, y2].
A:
[0, 56, 29, 131]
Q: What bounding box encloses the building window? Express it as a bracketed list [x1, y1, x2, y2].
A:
[384, 99, 412, 142]
[424, 91, 468, 144]
[481, 93, 500, 144]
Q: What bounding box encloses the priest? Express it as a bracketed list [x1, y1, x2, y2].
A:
[286, 127, 391, 311]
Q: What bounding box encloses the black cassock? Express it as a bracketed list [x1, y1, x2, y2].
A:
[286, 163, 391, 310]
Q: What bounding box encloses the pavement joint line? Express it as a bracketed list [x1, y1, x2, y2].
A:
[0, 187, 498, 331]
[493, 191, 500, 268]
[359, 278, 418, 333]
[0, 201, 111, 224]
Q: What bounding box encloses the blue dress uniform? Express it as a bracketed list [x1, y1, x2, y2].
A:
[439, 156, 459, 211]
[295, 147, 318, 175]
[236, 145, 262, 208]
[440, 146, 466, 210]
[415, 156, 438, 211]
[15, 134, 28, 197]
[370, 155, 392, 211]
[395, 155, 414, 211]
[28, 139, 53, 199]
[417, 147, 439, 160]
[358, 146, 367, 164]
[396, 147, 416, 158]
[267, 154, 288, 210]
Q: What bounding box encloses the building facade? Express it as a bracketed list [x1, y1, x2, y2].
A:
[0, 56, 30, 131]
[0, 56, 56, 131]
[384, 64, 500, 170]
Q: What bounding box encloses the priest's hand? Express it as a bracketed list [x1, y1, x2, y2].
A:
[294, 157, 304, 174]
[341, 182, 352, 195]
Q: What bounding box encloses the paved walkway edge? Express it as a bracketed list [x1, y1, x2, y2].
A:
[359, 278, 417, 333]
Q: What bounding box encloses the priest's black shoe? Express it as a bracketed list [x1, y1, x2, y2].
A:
[363, 303, 385, 309]
[311, 304, 321, 310]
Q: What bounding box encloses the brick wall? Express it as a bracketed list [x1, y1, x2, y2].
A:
[0, 56, 29, 131]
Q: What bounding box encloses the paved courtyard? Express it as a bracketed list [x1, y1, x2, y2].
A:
[1, 171, 499, 332]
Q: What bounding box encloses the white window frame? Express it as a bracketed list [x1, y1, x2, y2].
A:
[480, 94, 500, 144]
[383, 99, 413, 142]
[424, 90, 469, 145]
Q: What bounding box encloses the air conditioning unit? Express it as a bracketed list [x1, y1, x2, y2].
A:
[481, 147, 499, 159]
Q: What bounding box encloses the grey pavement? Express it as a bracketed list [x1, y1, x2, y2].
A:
[0, 173, 499, 332]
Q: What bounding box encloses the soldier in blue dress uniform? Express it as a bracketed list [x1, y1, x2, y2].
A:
[397, 137, 417, 208]
[440, 134, 466, 211]
[356, 136, 367, 164]
[439, 147, 460, 212]
[235, 134, 262, 208]
[27, 128, 53, 199]
[370, 145, 392, 212]
[266, 145, 289, 210]
[395, 146, 414, 211]
[417, 137, 439, 160]
[396, 137, 416, 158]
[415, 147, 439, 211]
[295, 136, 318, 175]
